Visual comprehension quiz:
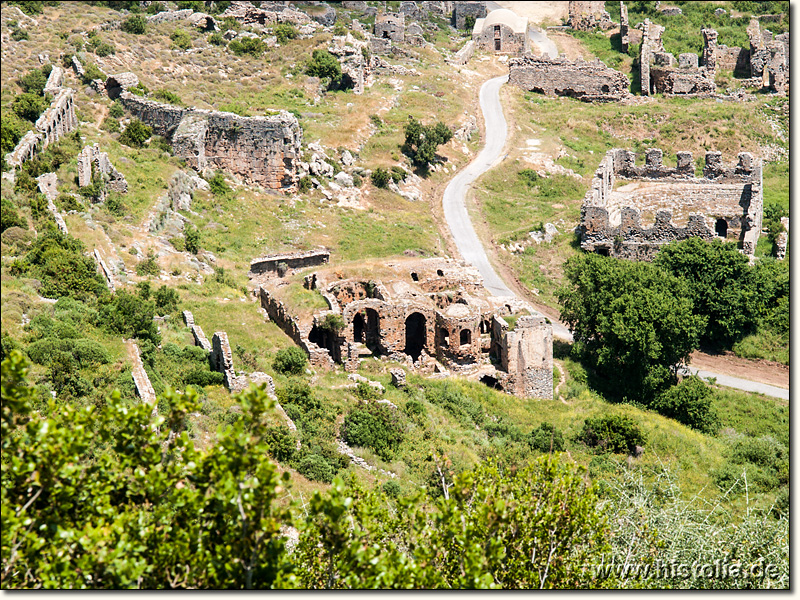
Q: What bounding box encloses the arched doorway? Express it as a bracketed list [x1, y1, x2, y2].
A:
[353, 312, 365, 343]
[365, 308, 381, 353]
[715, 218, 728, 238]
[460, 329, 472, 346]
[404, 312, 427, 361]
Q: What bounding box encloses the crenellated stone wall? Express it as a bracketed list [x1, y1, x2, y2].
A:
[580, 149, 763, 259]
[119, 91, 302, 190]
[508, 55, 629, 101]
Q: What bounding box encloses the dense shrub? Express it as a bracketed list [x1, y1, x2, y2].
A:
[484, 418, 524, 442]
[651, 376, 719, 433]
[184, 225, 200, 254]
[273, 23, 298, 44]
[383, 479, 402, 498]
[19, 69, 48, 95]
[276, 380, 319, 412]
[228, 36, 265, 57]
[95, 41, 116, 56]
[108, 101, 125, 119]
[264, 426, 296, 463]
[370, 167, 390, 188]
[529, 422, 566, 453]
[1, 198, 26, 232]
[170, 28, 192, 50]
[26, 338, 111, 368]
[208, 31, 226, 45]
[121, 14, 147, 34]
[342, 402, 404, 461]
[11, 27, 29, 41]
[207, 172, 233, 198]
[153, 88, 183, 105]
[401, 116, 453, 169]
[578, 415, 644, 455]
[184, 368, 224, 387]
[100, 290, 160, 344]
[296, 453, 334, 483]
[119, 119, 152, 148]
[273, 347, 308, 376]
[424, 381, 484, 426]
[154, 285, 180, 314]
[136, 252, 160, 277]
[305, 49, 341, 82]
[12, 93, 48, 122]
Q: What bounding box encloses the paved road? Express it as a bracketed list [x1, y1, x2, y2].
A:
[441, 72, 789, 401]
[528, 25, 558, 58]
[442, 75, 515, 297]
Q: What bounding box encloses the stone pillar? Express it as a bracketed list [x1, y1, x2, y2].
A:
[676, 151, 693, 174]
[620, 1, 629, 52]
[702, 28, 718, 74]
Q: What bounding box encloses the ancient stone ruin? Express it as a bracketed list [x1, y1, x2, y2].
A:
[4, 87, 77, 169]
[105, 72, 139, 100]
[77, 144, 128, 198]
[453, 1, 486, 30]
[640, 19, 716, 96]
[471, 8, 528, 54]
[119, 91, 302, 191]
[256, 258, 554, 400]
[375, 12, 405, 43]
[249, 249, 331, 280]
[580, 148, 763, 260]
[508, 55, 629, 101]
[747, 18, 789, 93]
[619, 1, 642, 53]
[36, 172, 68, 235]
[567, 1, 614, 31]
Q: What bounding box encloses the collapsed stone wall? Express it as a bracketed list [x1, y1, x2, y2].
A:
[493, 315, 553, 399]
[567, 1, 614, 31]
[453, 1, 486, 29]
[580, 148, 763, 259]
[375, 13, 405, 42]
[4, 88, 78, 169]
[36, 172, 69, 235]
[43, 66, 65, 95]
[640, 21, 717, 96]
[619, 1, 642, 53]
[77, 144, 128, 197]
[119, 91, 302, 190]
[448, 39, 475, 65]
[508, 55, 629, 101]
[249, 249, 330, 280]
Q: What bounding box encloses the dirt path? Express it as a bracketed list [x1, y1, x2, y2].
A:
[689, 350, 789, 390]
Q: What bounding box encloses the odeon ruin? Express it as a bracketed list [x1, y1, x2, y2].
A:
[580, 148, 763, 260]
[253, 256, 554, 399]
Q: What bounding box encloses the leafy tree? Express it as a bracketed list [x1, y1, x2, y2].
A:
[120, 14, 147, 34]
[558, 253, 705, 403]
[401, 116, 453, 169]
[274, 23, 298, 44]
[654, 238, 757, 348]
[529, 422, 565, 453]
[154, 285, 180, 314]
[578, 414, 645, 454]
[119, 119, 152, 148]
[273, 347, 308, 376]
[1, 111, 27, 156]
[1, 198, 26, 233]
[305, 49, 342, 83]
[19, 69, 48, 95]
[1, 352, 294, 589]
[650, 375, 719, 433]
[12, 93, 48, 122]
[100, 289, 160, 344]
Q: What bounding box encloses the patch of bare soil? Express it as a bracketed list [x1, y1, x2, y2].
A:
[495, 1, 569, 26]
[546, 31, 590, 60]
[689, 350, 789, 390]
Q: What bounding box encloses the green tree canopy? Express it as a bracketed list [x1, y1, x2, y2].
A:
[305, 49, 342, 82]
[401, 116, 453, 169]
[558, 253, 705, 403]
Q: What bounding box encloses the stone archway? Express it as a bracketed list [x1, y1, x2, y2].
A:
[404, 312, 427, 361]
[353, 312, 365, 343]
[365, 308, 381, 353]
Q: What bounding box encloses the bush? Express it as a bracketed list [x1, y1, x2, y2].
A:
[277, 380, 319, 412]
[651, 376, 719, 433]
[305, 49, 341, 83]
[354, 381, 381, 401]
[264, 426, 296, 463]
[530, 422, 565, 453]
[184, 224, 200, 254]
[12, 92, 48, 122]
[208, 31, 226, 46]
[207, 171, 233, 198]
[390, 166, 406, 183]
[342, 402, 404, 462]
[11, 28, 29, 41]
[100, 289, 160, 344]
[105, 193, 127, 217]
[401, 116, 453, 169]
[153, 88, 183, 105]
[154, 285, 180, 314]
[424, 381, 484, 426]
[382, 479, 402, 499]
[121, 14, 147, 34]
[2, 198, 26, 232]
[184, 368, 224, 387]
[101, 116, 121, 132]
[170, 28, 192, 50]
[403, 398, 426, 418]
[108, 101, 125, 118]
[19, 69, 48, 95]
[296, 453, 334, 483]
[81, 62, 106, 84]
[95, 41, 116, 56]
[298, 175, 312, 193]
[273, 23, 298, 44]
[578, 415, 644, 455]
[27, 338, 111, 368]
[273, 346, 308, 376]
[119, 119, 152, 148]
[228, 36, 265, 57]
[319, 313, 345, 334]
[169, 237, 185, 252]
[371, 167, 390, 188]
[136, 252, 160, 277]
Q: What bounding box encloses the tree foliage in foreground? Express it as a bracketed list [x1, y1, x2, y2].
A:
[558, 253, 705, 404]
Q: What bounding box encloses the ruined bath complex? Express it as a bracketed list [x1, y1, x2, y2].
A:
[119, 92, 302, 191]
[254, 257, 554, 400]
[580, 149, 763, 260]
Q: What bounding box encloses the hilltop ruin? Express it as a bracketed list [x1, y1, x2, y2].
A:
[580, 149, 763, 260]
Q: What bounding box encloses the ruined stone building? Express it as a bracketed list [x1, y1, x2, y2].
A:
[471, 8, 528, 54]
[255, 258, 554, 400]
[639, 19, 715, 96]
[508, 55, 629, 101]
[747, 18, 789, 93]
[619, 1, 641, 53]
[580, 149, 763, 260]
[119, 91, 302, 191]
[453, 1, 486, 29]
[329, 33, 372, 94]
[567, 1, 614, 30]
[77, 144, 128, 197]
[374, 12, 405, 43]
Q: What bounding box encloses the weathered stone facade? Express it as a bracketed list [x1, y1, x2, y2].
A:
[105, 72, 139, 99]
[453, 1, 486, 29]
[448, 39, 475, 66]
[619, 1, 641, 53]
[77, 143, 128, 197]
[36, 172, 68, 235]
[375, 13, 405, 43]
[249, 249, 330, 280]
[747, 19, 789, 93]
[508, 55, 629, 101]
[4, 88, 77, 169]
[119, 91, 302, 191]
[640, 20, 716, 96]
[580, 149, 763, 260]
[472, 8, 528, 55]
[256, 258, 553, 400]
[567, 1, 614, 31]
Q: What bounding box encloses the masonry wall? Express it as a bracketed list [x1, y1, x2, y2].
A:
[568, 1, 613, 30]
[495, 315, 553, 399]
[508, 55, 629, 101]
[249, 250, 330, 279]
[453, 1, 486, 29]
[473, 23, 528, 54]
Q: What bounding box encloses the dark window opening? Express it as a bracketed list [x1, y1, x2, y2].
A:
[382, 30, 390, 39]
[596, 247, 610, 257]
[480, 374, 502, 390]
[460, 329, 472, 346]
[439, 326, 450, 348]
[480, 319, 491, 334]
[404, 312, 427, 362]
[365, 308, 381, 354]
[353, 312, 365, 343]
[601, 84, 610, 93]
[411, 272, 419, 282]
[495, 38, 501, 51]
[715, 218, 728, 238]
[437, 269, 444, 276]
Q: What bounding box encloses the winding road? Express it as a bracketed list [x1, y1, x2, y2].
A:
[440, 54, 788, 400]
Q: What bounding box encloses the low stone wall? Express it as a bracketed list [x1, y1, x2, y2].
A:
[128, 340, 157, 407]
[93, 249, 117, 291]
[508, 55, 629, 101]
[650, 66, 715, 96]
[249, 249, 330, 279]
[448, 39, 474, 65]
[36, 173, 68, 234]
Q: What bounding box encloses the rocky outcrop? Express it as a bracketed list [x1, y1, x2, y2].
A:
[508, 55, 629, 101]
[119, 92, 302, 191]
